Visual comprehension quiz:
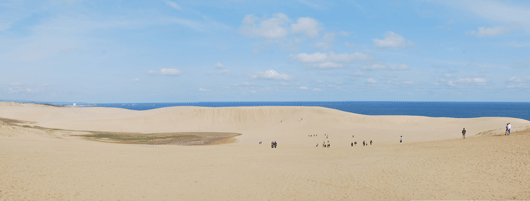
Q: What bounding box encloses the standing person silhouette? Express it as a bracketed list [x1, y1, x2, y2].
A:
[462, 128, 466, 139]
[507, 123, 511, 135]
[400, 136, 402, 144]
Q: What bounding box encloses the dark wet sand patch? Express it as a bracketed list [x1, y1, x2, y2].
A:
[0, 117, 241, 146]
[77, 132, 241, 146]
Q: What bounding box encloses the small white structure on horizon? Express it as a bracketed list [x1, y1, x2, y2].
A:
[73, 103, 76, 107]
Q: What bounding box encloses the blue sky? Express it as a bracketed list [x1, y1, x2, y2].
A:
[1, 0, 530, 103]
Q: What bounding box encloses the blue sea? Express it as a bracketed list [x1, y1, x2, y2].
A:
[85, 102, 530, 121]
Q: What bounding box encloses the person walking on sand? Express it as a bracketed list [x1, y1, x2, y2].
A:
[351, 142, 353, 147]
[507, 123, 511, 135]
[462, 128, 466, 139]
[400, 136, 402, 144]
[370, 140, 372, 145]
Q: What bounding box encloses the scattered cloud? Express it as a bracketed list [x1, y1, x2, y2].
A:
[445, 77, 487, 87]
[437, 20, 454, 30]
[239, 13, 291, 39]
[132, 78, 140, 81]
[435, 1, 530, 33]
[386, 79, 415, 87]
[344, 42, 355, 48]
[232, 82, 254, 87]
[251, 49, 260, 54]
[312, 88, 322, 91]
[10, 82, 22, 86]
[351, 71, 365, 76]
[250, 69, 292, 80]
[291, 51, 371, 68]
[362, 64, 387, 70]
[504, 41, 530, 47]
[506, 76, 530, 88]
[296, 0, 321, 9]
[215, 63, 224, 68]
[466, 26, 512, 37]
[148, 68, 182, 75]
[216, 45, 229, 50]
[199, 88, 208, 91]
[389, 64, 409, 70]
[444, 73, 452, 77]
[291, 17, 322, 38]
[337, 31, 350, 36]
[373, 31, 415, 48]
[367, 78, 378, 83]
[514, 57, 530, 68]
[218, 69, 230, 74]
[239, 13, 323, 51]
[300, 86, 308, 90]
[163, 0, 182, 11]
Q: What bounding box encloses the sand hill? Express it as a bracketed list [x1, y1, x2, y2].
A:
[1, 101, 530, 200]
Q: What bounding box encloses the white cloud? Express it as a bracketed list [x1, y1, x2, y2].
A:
[239, 13, 323, 41]
[132, 78, 140, 81]
[446, 77, 487, 86]
[314, 42, 332, 50]
[232, 82, 254, 87]
[199, 88, 208, 91]
[291, 51, 371, 68]
[506, 76, 530, 88]
[250, 90, 257, 93]
[344, 42, 355, 48]
[362, 64, 387, 70]
[337, 31, 350, 36]
[373, 31, 415, 48]
[250, 69, 292, 80]
[164, 0, 182, 10]
[514, 57, 530, 68]
[148, 68, 182, 75]
[10, 82, 22, 86]
[215, 63, 224, 68]
[291, 17, 321, 38]
[436, 1, 530, 33]
[505, 41, 530, 47]
[386, 79, 416, 87]
[444, 73, 452, 77]
[389, 64, 409, 70]
[467, 26, 511, 37]
[239, 13, 291, 39]
[218, 69, 230, 74]
[312, 88, 322, 91]
[367, 78, 378, 83]
[300, 86, 308, 90]
[351, 71, 364, 76]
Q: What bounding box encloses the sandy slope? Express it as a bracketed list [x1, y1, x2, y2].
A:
[1, 102, 530, 200]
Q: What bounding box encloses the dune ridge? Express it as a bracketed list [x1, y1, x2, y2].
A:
[1, 101, 529, 145]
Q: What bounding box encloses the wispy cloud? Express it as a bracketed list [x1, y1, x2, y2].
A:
[291, 51, 371, 68]
[148, 68, 182, 75]
[163, 0, 182, 10]
[466, 26, 512, 37]
[250, 69, 292, 80]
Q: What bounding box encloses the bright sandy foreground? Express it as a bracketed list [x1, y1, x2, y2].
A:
[1, 102, 530, 200]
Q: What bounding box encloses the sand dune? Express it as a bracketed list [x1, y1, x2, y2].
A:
[1, 102, 530, 200]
